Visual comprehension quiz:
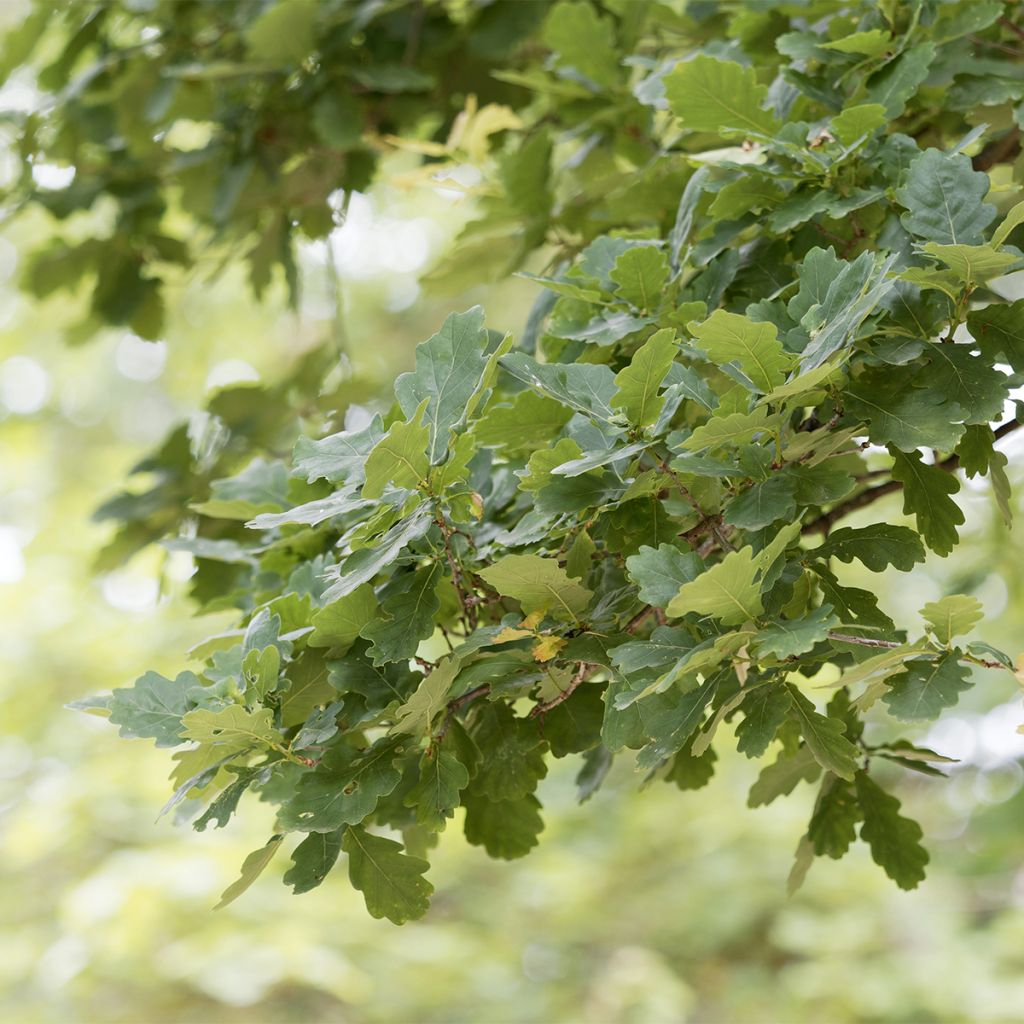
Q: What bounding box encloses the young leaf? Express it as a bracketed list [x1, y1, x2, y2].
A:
[478, 554, 593, 622]
[920, 595, 984, 645]
[664, 55, 780, 137]
[612, 328, 677, 426]
[361, 398, 431, 499]
[689, 311, 793, 394]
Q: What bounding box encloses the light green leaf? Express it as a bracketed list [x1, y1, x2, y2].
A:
[342, 826, 433, 924]
[391, 656, 461, 736]
[821, 29, 892, 57]
[214, 835, 284, 910]
[830, 103, 888, 146]
[362, 398, 430, 499]
[394, 307, 491, 464]
[664, 55, 780, 137]
[920, 242, 1017, 284]
[181, 705, 284, 751]
[612, 328, 677, 426]
[609, 247, 669, 311]
[689, 311, 793, 394]
[992, 198, 1024, 248]
[755, 606, 839, 660]
[478, 553, 593, 621]
[308, 583, 378, 652]
[666, 546, 763, 625]
[748, 746, 820, 807]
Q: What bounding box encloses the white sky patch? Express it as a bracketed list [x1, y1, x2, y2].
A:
[116, 334, 167, 382]
[100, 572, 159, 613]
[0, 527, 26, 584]
[205, 360, 259, 390]
[330, 192, 434, 278]
[30, 162, 75, 190]
[0, 355, 50, 414]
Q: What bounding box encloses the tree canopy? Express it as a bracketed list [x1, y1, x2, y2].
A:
[12, 0, 1024, 922]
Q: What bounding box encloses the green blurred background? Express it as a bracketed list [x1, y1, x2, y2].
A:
[4, 14, 1024, 1024]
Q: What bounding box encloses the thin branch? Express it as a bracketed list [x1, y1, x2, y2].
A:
[435, 683, 491, 742]
[803, 420, 1022, 535]
[434, 509, 478, 630]
[828, 632, 902, 649]
[530, 662, 595, 718]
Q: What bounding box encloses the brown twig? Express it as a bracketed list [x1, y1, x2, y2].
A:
[530, 662, 595, 718]
[435, 683, 491, 742]
[999, 14, 1024, 40]
[434, 510, 478, 630]
[972, 126, 1021, 172]
[802, 420, 1022, 535]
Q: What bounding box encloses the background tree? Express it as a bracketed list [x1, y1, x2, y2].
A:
[5, 0, 1024, 938]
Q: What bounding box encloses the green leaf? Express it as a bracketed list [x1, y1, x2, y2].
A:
[882, 654, 973, 722]
[361, 399, 430, 499]
[968, 299, 1024, 372]
[478, 553, 593, 622]
[308, 584, 378, 652]
[500, 352, 617, 422]
[864, 41, 935, 117]
[181, 705, 284, 752]
[665, 739, 717, 790]
[279, 738, 402, 832]
[469, 704, 547, 801]
[293, 416, 384, 485]
[609, 247, 670, 311]
[215, 835, 284, 910]
[897, 149, 996, 246]
[664, 55, 780, 137]
[890, 448, 964, 557]
[808, 776, 862, 859]
[921, 594, 984, 645]
[542, 0, 621, 89]
[391, 655, 461, 736]
[473, 391, 573, 454]
[689, 311, 793, 394]
[855, 771, 929, 890]
[735, 685, 793, 758]
[786, 686, 859, 781]
[342, 826, 433, 924]
[830, 103, 888, 146]
[108, 670, 195, 747]
[193, 766, 262, 832]
[612, 328, 677, 426]
[814, 525, 926, 572]
[919, 242, 1018, 285]
[992, 198, 1024, 248]
[394, 307, 491, 464]
[748, 745, 820, 807]
[919, 343, 1009, 424]
[845, 374, 965, 453]
[283, 829, 344, 894]
[821, 29, 892, 57]
[463, 791, 544, 859]
[724, 477, 798, 531]
[755, 606, 839, 660]
[361, 563, 441, 665]
[404, 747, 469, 831]
[665, 548, 761, 624]
[625, 543, 702, 609]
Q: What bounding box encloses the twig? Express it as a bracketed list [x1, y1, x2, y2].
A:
[999, 14, 1024, 40]
[530, 662, 594, 718]
[802, 420, 1022, 535]
[434, 509, 478, 630]
[435, 683, 491, 742]
[828, 632, 903, 649]
[656, 457, 735, 553]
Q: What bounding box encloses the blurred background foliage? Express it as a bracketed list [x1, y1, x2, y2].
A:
[3, 1, 1024, 1023]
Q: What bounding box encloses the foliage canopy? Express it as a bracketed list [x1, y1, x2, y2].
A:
[17, 0, 1024, 921]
